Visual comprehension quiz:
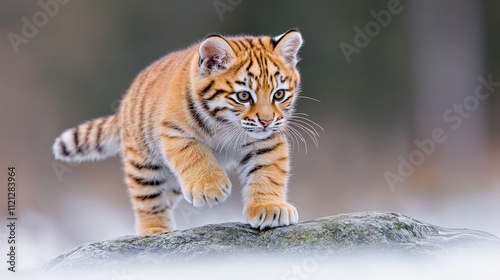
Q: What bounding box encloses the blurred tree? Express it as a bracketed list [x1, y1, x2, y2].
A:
[409, 0, 486, 191]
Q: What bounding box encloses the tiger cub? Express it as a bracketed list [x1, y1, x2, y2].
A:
[53, 29, 303, 235]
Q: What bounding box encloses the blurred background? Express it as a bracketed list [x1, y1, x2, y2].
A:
[0, 0, 499, 272]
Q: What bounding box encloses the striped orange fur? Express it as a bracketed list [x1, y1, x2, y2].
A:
[53, 29, 304, 235]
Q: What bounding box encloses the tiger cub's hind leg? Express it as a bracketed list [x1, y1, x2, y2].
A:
[123, 153, 182, 235]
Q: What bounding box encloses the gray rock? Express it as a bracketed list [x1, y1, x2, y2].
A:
[42, 211, 499, 275]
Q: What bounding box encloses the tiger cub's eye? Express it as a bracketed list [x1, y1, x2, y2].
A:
[236, 91, 252, 103]
[273, 90, 286, 102]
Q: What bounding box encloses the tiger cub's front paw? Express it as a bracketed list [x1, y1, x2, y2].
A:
[140, 227, 169, 235]
[244, 200, 298, 230]
[181, 168, 231, 208]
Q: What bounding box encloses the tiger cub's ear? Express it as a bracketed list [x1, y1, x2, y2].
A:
[198, 35, 236, 75]
[273, 29, 303, 68]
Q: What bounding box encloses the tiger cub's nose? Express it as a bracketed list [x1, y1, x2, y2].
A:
[259, 118, 273, 127]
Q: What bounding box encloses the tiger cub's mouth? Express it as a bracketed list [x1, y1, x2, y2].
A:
[245, 126, 275, 140]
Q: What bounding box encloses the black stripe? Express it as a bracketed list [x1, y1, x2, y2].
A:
[226, 98, 240, 107]
[267, 176, 280, 186]
[73, 128, 81, 153]
[241, 136, 273, 148]
[230, 40, 242, 51]
[187, 94, 212, 136]
[139, 205, 168, 215]
[162, 134, 183, 140]
[252, 52, 261, 75]
[246, 60, 253, 72]
[258, 38, 265, 47]
[261, 55, 269, 77]
[125, 146, 140, 154]
[180, 140, 195, 152]
[274, 71, 280, 81]
[256, 142, 282, 155]
[240, 152, 253, 166]
[248, 164, 266, 176]
[280, 95, 293, 104]
[130, 175, 165, 186]
[248, 72, 257, 80]
[172, 188, 182, 195]
[254, 52, 264, 76]
[211, 107, 229, 115]
[239, 39, 249, 48]
[269, 71, 275, 85]
[235, 80, 246, 86]
[150, 205, 163, 212]
[268, 58, 280, 72]
[241, 134, 276, 148]
[200, 100, 211, 115]
[245, 38, 253, 47]
[60, 141, 70, 156]
[149, 206, 168, 215]
[162, 121, 186, 135]
[199, 80, 214, 96]
[247, 163, 286, 177]
[135, 192, 162, 201]
[235, 40, 246, 51]
[205, 89, 226, 101]
[231, 59, 247, 75]
[95, 118, 105, 153]
[273, 163, 287, 174]
[253, 190, 281, 197]
[215, 116, 229, 123]
[131, 161, 162, 171]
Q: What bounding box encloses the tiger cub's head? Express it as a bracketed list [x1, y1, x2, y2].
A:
[194, 29, 303, 140]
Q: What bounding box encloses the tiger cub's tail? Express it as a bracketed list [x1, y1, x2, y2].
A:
[53, 114, 121, 162]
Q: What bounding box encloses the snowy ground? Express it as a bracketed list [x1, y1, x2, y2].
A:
[2, 249, 498, 280]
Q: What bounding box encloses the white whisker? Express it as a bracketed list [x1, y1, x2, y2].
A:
[214, 126, 236, 152]
[280, 127, 297, 154]
[289, 121, 319, 148]
[286, 125, 308, 154]
[217, 128, 239, 153]
[290, 115, 324, 131]
[297, 96, 321, 103]
[289, 118, 321, 137]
